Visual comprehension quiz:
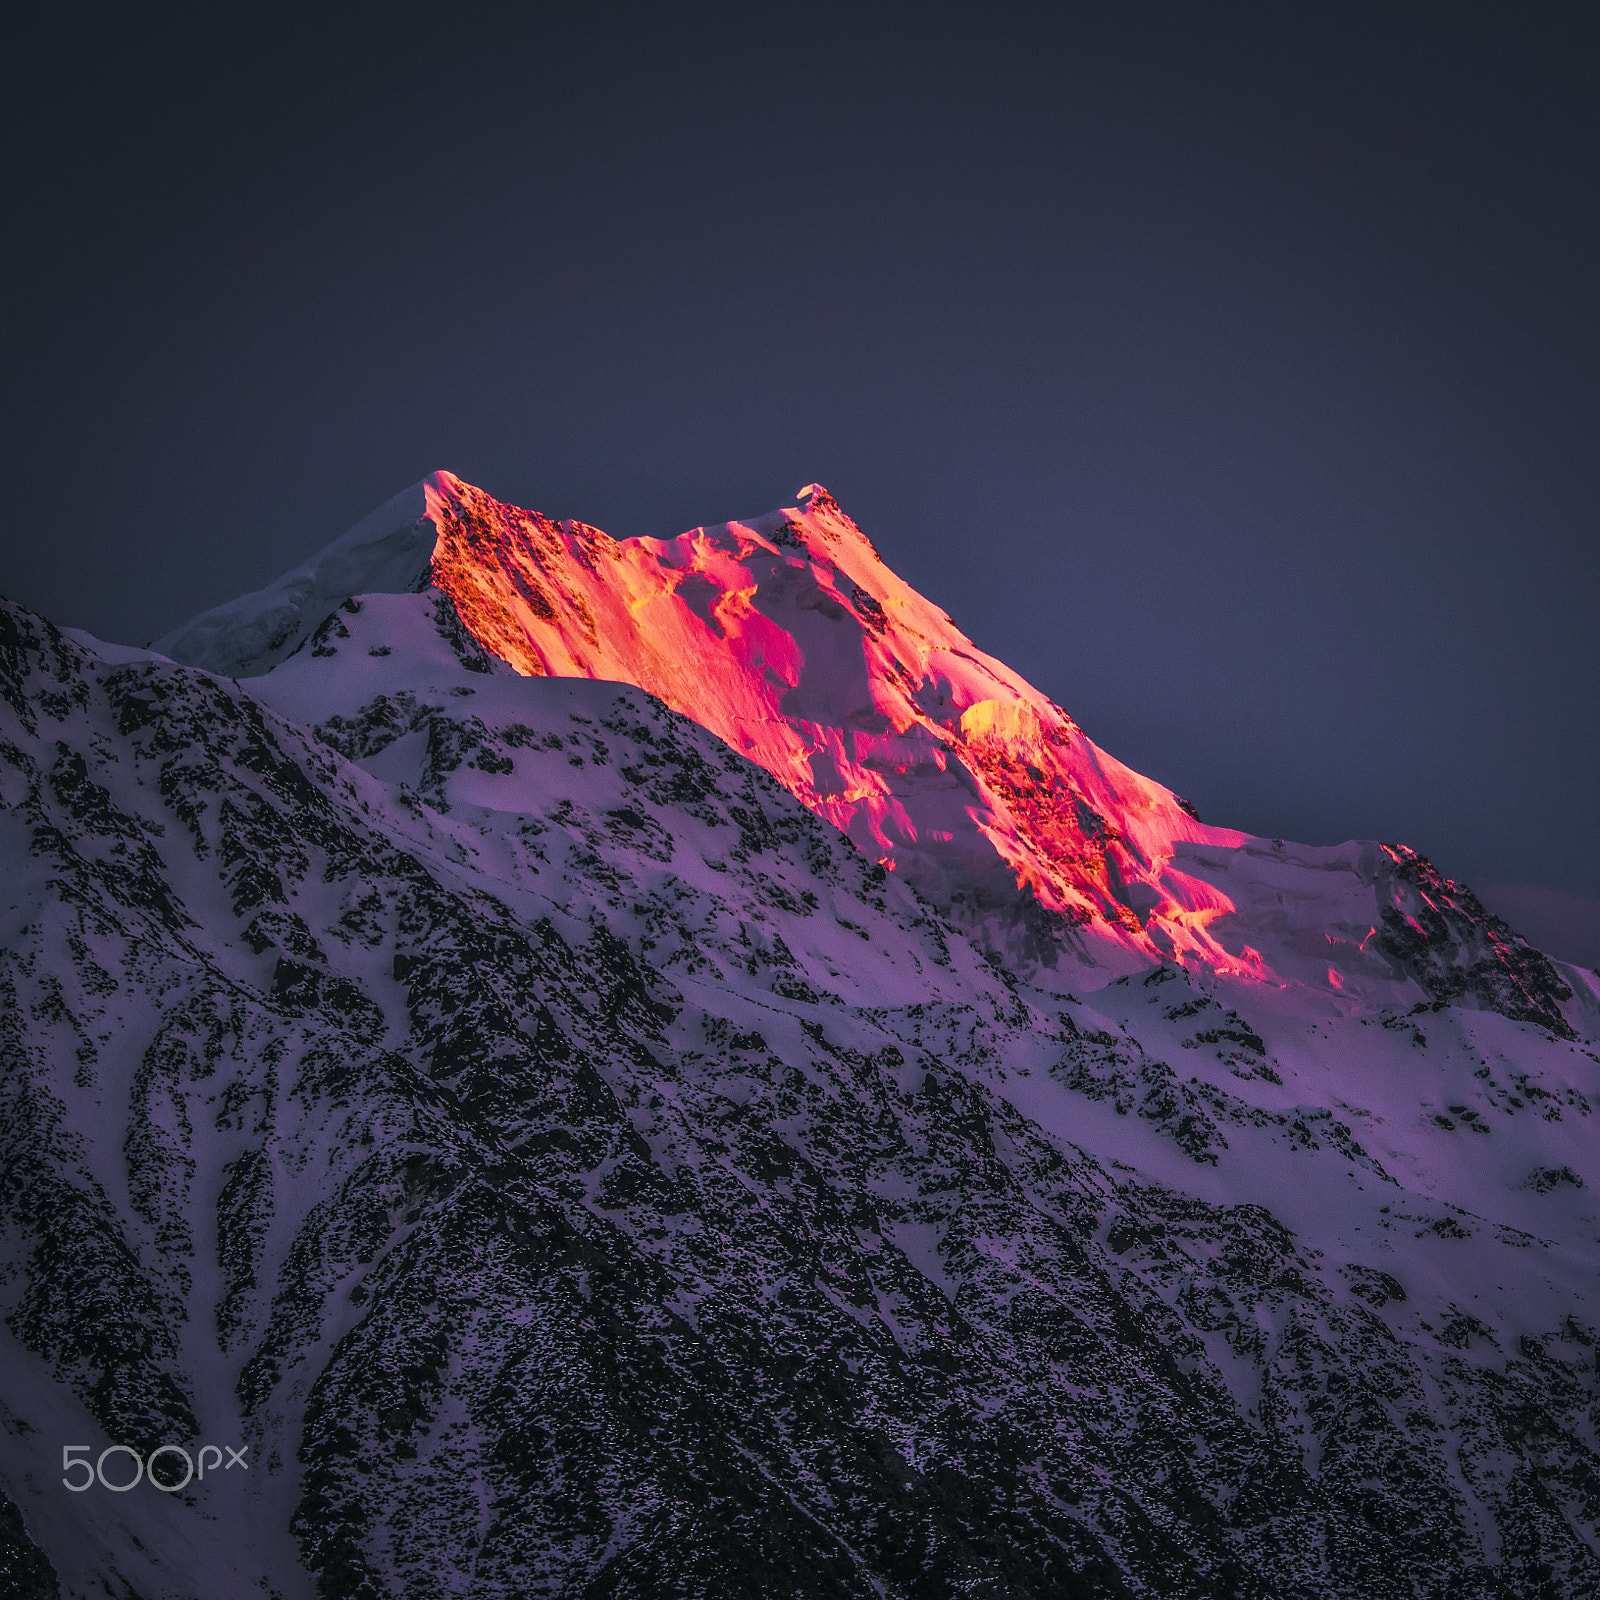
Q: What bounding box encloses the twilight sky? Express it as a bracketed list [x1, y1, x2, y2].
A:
[4, 5, 1597, 961]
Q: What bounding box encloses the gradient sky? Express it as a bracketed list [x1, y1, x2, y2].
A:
[4, 5, 1597, 959]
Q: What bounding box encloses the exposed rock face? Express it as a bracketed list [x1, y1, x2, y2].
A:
[0, 1491, 59, 1598]
[1374, 843, 1574, 1036]
[3, 478, 1600, 1597]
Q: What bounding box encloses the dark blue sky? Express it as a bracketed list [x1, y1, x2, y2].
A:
[5, 5, 1597, 957]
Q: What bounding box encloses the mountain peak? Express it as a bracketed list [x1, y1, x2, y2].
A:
[155, 474, 1578, 1024]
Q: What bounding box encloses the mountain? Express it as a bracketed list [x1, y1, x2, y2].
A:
[153, 472, 1578, 1022]
[3, 475, 1599, 1599]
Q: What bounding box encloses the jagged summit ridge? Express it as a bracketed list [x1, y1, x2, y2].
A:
[150, 473, 869, 679]
[156, 472, 1228, 973]
[155, 472, 1581, 1027]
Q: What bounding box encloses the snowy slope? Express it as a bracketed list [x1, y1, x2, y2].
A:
[156, 473, 1578, 1038]
[2, 474, 1598, 1598]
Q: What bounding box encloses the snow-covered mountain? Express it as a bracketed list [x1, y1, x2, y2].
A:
[153, 471, 1582, 1025]
[4, 475, 1599, 1598]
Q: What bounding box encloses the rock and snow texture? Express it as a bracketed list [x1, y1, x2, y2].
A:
[3, 477, 1600, 1597]
[154, 473, 1580, 1034]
